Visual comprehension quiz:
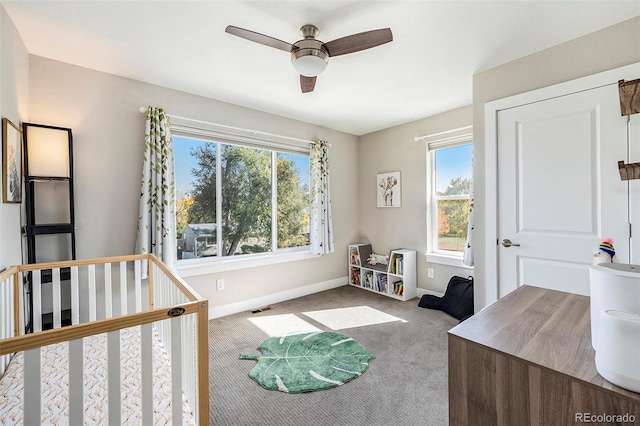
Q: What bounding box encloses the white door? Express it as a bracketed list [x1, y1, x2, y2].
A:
[498, 83, 631, 297]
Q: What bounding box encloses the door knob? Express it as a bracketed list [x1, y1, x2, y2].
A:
[502, 239, 520, 248]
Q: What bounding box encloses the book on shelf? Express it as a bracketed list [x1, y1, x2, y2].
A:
[350, 246, 361, 266]
[376, 274, 388, 292]
[393, 280, 404, 296]
[350, 267, 360, 286]
[386, 249, 402, 274]
[363, 271, 374, 289]
[395, 255, 404, 275]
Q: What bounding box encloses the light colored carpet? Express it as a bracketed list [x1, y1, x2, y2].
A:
[209, 285, 458, 426]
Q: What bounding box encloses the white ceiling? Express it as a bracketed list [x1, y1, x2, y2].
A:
[2, 1, 639, 135]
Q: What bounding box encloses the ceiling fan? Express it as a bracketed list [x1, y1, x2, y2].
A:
[225, 24, 393, 93]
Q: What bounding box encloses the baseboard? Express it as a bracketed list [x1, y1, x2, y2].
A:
[208, 276, 348, 319]
[416, 288, 444, 298]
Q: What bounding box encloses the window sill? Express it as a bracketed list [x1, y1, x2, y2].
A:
[177, 248, 317, 278]
[426, 253, 474, 269]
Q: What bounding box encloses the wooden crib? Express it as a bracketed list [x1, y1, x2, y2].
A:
[0, 254, 208, 425]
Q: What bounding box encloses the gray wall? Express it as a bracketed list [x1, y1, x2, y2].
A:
[28, 55, 359, 310]
[358, 105, 473, 294]
[473, 16, 640, 309]
[0, 5, 28, 270]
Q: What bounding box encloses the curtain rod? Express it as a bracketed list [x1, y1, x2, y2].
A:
[138, 106, 327, 146]
[414, 125, 473, 142]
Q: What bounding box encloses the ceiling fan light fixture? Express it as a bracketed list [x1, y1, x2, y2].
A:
[291, 39, 329, 77]
[292, 52, 328, 77]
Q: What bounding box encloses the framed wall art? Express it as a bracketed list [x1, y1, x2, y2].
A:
[2, 117, 22, 203]
[377, 171, 401, 208]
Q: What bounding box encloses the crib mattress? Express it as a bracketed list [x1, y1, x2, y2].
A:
[0, 326, 195, 425]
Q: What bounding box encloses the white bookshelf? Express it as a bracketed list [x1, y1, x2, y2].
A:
[348, 244, 416, 301]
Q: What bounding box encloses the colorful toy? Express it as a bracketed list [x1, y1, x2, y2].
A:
[593, 238, 620, 264]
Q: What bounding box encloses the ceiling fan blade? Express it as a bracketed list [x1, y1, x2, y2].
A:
[300, 75, 316, 93]
[225, 25, 293, 52]
[324, 28, 393, 57]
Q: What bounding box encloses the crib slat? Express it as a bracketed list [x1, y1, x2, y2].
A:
[181, 314, 192, 420]
[2, 278, 10, 337]
[1, 282, 6, 338]
[88, 264, 97, 321]
[69, 338, 84, 424]
[171, 317, 183, 425]
[186, 313, 196, 418]
[9, 273, 16, 336]
[148, 260, 154, 310]
[1, 279, 11, 372]
[141, 323, 153, 425]
[120, 261, 127, 316]
[134, 260, 142, 312]
[105, 263, 113, 319]
[2, 277, 7, 339]
[52, 268, 61, 329]
[17, 273, 24, 336]
[71, 266, 80, 325]
[108, 330, 121, 424]
[24, 347, 42, 425]
[33, 271, 42, 332]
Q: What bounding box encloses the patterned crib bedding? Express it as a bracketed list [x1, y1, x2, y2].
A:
[0, 326, 195, 425]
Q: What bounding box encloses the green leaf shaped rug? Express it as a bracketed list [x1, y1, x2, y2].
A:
[240, 331, 374, 393]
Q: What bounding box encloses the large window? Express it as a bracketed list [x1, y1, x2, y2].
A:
[174, 135, 310, 260]
[428, 142, 472, 259]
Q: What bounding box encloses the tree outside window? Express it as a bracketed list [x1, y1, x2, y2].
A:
[430, 143, 472, 256]
[174, 137, 309, 260]
[436, 177, 470, 252]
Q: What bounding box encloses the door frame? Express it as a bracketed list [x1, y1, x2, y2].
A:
[483, 62, 640, 307]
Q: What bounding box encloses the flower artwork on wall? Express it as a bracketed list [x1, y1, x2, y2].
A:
[2, 117, 22, 203]
[377, 171, 401, 208]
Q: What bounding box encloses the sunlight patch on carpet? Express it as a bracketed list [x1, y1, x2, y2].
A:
[302, 306, 407, 330]
[248, 313, 321, 337]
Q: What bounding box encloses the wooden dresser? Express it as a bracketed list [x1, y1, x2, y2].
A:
[448, 285, 640, 425]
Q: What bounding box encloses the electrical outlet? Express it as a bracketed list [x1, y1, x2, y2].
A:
[428, 268, 434, 279]
[216, 279, 225, 291]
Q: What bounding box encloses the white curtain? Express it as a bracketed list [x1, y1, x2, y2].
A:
[309, 140, 334, 255]
[462, 155, 474, 267]
[135, 107, 176, 271]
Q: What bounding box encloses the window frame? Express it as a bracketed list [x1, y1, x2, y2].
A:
[426, 134, 473, 269]
[171, 116, 314, 275]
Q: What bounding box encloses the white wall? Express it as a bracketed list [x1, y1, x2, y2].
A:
[28, 56, 359, 311]
[358, 105, 473, 294]
[0, 5, 28, 270]
[473, 16, 640, 310]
